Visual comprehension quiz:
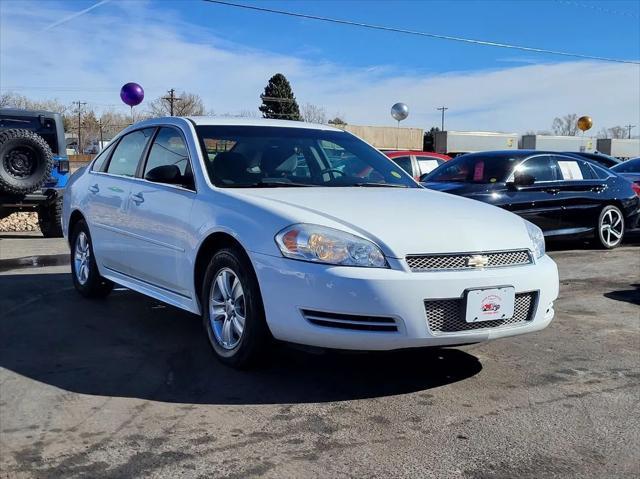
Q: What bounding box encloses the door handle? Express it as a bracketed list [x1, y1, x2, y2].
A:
[88, 184, 99, 194]
[131, 192, 144, 205]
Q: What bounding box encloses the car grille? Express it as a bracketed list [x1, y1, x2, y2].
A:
[424, 291, 538, 334]
[301, 309, 398, 332]
[406, 250, 532, 272]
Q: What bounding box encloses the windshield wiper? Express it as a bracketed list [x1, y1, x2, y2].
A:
[350, 182, 409, 188]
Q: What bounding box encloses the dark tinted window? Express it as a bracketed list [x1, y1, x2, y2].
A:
[391, 156, 412, 175]
[517, 155, 558, 182]
[145, 128, 190, 175]
[196, 126, 415, 188]
[612, 158, 640, 173]
[424, 154, 518, 183]
[106, 128, 154, 177]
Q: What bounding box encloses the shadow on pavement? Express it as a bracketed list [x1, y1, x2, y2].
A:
[604, 283, 640, 306]
[0, 273, 482, 405]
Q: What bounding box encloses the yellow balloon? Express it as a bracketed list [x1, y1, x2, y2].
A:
[577, 116, 593, 132]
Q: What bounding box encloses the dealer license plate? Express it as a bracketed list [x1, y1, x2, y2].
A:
[465, 287, 515, 323]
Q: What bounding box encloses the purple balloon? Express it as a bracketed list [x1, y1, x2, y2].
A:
[120, 82, 144, 107]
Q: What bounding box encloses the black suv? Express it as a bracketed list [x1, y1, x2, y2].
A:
[0, 109, 70, 237]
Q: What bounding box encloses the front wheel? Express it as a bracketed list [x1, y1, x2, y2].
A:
[596, 205, 624, 249]
[70, 220, 113, 298]
[201, 247, 269, 368]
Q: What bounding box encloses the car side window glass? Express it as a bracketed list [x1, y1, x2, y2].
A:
[106, 128, 154, 177]
[145, 128, 190, 176]
[416, 157, 442, 175]
[589, 162, 612, 179]
[91, 141, 117, 171]
[520, 156, 557, 182]
[554, 157, 592, 180]
[392, 156, 412, 175]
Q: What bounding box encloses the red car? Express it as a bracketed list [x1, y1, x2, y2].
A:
[384, 150, 451, 181]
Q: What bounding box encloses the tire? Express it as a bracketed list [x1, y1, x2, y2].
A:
[38, 197, 64, 238]
[70, 220, 113, 298]
[0, 129, 54, 195]
[201, 247, 270, 368]
[595, 205, 624, 249]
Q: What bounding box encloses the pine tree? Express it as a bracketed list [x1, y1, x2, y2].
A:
[259, 73, 301, 121]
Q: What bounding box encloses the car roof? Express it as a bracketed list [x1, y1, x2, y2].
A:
[385, 150, 451, 159]
[458, 150, 567, 158]
[186, 116, 344, 132]
[0, 108, 63, 118]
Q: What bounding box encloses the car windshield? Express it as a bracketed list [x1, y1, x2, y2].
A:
[423, 154, 520, 183]
[195, 125, 416, 188]
[611, 158, 640, 173]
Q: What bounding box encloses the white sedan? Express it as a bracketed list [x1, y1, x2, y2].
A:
[63, 117, 559, 367]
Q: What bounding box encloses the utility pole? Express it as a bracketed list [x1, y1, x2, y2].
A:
[163, 89, 181, 116]
[73, 101, 87, 153]
[437, 106, 448, 131]
[624, 124, 636, 139]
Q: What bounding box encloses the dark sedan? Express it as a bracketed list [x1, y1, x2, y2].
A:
[421, 150, 640, 248]
[611, 157, 640, 186]
[566, 151, 621, 168]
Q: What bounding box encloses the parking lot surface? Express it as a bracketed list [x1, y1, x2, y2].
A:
[1, 233, 639, 478]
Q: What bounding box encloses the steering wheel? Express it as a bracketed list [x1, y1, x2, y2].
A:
[318, 168, 345, 179]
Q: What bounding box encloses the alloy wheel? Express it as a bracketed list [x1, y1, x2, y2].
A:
[600, 209, 623, 247]
[74, 231, 91, 285]
[209, 268, 246, 350]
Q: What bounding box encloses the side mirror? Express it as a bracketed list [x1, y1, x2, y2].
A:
[508, 171, 535, 189]
[145, 164, 182, 185]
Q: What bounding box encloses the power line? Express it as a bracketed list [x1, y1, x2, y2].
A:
[72, 101, 87, 152]
[625, 124, 636, 139]
[201, 0, 640, 65]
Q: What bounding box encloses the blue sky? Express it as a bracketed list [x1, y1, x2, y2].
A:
[1, 0, 639, 132]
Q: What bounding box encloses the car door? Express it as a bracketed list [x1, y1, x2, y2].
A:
[551, 155, 609, 232]
[502, 155, 565, 233]
[124, 126, 196, 298]
[85, 128, 155, 275]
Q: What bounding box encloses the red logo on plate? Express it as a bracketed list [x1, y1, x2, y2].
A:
[481, 294, 502, 314]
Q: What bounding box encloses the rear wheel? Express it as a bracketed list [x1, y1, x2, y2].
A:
[70, 220, 113, 298]
[596, 205, 624, 249]
[201, 247, 269, 368]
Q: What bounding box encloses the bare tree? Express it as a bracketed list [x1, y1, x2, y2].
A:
[327, 115, 347, 126]
[551, 113, 579, 136]
[607, 126, 627, 139]
[300, 103, 327, 124]
[147, 91, 206, 117]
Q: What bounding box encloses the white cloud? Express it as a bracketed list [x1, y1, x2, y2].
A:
[1, 1, 638, 133]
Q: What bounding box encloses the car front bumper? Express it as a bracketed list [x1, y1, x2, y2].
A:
[250, 252, 559, 350]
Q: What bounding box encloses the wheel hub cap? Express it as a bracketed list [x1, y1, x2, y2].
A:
[4, 148, 35, 179]
[600, 210, 623, 247]
[74, 232, 91, 285]
[209, 268, 246, 350]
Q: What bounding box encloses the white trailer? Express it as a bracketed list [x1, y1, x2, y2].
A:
[521, 135, 596, 153]
[434, 131, 518, 155]
[596, 139, 640, 159]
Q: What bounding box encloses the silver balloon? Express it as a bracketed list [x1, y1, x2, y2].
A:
[391, 102, 409, 122]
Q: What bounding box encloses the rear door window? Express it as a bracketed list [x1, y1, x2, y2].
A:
[106, 128, 154, 177]
[554, 156, 595, 180]
[416, 156, 442, 175]
[144, 127, 190, 176]
[391, 156, 412, 175]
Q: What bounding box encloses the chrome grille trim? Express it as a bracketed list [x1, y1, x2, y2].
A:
[301, 309, 398, 332]
[424, 291, 538, 334]
[406, 249, 532, 272]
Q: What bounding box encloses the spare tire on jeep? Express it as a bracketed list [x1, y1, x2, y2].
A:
[0, 129, 54, 195]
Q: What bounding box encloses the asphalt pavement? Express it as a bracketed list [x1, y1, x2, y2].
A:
[0, 233, 638, 478]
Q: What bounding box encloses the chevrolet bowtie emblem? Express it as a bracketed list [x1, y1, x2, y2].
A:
[467, 255, 489, 268]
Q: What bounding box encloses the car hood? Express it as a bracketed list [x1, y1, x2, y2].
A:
[230, 187, 533, 258]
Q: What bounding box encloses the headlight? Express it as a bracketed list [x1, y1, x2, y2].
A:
[275, 224, 388, 268]
[525, 220, 545, 259]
